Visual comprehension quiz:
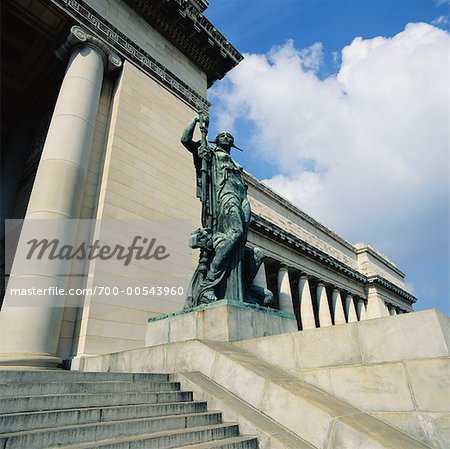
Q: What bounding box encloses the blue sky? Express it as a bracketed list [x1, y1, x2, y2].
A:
[203, 0, 450, 315]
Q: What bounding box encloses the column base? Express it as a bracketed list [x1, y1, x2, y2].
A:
[0, 352, 62, 370]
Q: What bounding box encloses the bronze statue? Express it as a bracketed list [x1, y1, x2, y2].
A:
[181, 114, 273, 308]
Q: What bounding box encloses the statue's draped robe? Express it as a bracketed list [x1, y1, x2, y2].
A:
[209, 148, 251, 301]
[186, 143, 251, 306]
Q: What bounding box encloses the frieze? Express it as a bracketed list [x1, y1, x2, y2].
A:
[50, 0, 210, 111]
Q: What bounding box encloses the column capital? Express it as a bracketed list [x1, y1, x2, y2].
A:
[55, 26, 122, 71]
[278, 263, 290, 271]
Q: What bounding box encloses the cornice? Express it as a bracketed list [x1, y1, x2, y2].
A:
[121, 0, 243, 87]
[367, 275, 417, 305]
[50, 0, 210, 111]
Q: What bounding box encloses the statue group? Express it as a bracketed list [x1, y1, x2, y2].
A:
[181, 114, 273, 309]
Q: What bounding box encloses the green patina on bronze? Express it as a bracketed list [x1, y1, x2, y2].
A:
[181, 114, 273, 309]
[148, 299, 295, 324]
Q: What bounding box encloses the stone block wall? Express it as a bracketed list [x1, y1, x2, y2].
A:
[234, 309, 450, 447]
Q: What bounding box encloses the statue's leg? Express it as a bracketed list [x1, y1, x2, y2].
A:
[210, 204, 243, 274]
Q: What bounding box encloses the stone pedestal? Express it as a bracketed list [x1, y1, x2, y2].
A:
[145, 299, 297, 346]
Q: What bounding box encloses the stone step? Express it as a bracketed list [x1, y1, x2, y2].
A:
[0, 371, 169, 383]
[42, 423, 242, 449]
[85, 339, 429, 448]
[172, 435, 258, 449]
[0, 412, 223, 449]
[0, 390, 193, 414]
[0, 400, 208, 433]
[0, 380, 180, 397]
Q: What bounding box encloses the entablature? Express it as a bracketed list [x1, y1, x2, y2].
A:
[50, 0, 210, 111]
[121, 0, 243, 87]
[367, 275, 417, 306]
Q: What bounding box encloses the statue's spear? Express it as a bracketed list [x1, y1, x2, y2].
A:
[198, 111, 210, 228]
[197, 111, 211, 275]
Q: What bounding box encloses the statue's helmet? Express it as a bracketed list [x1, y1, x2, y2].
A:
[214, 131, 234, 145]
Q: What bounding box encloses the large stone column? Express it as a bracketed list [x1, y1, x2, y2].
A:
[252, 260, 268, 289]
[298, 274, 315, 330]
[331, 288, 346, 325]
[345, 293, 358, 323]
[388, 304, 397, 316]
[277, 265, 294, 314]
[317, 282, 332, 327]
[0, 27, 121, 370]
[356, 297, 368, 321]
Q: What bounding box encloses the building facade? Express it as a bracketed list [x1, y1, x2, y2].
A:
[0, 0, 415, 370]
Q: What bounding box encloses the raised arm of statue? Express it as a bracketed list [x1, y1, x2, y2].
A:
[181, 117, 200, 154]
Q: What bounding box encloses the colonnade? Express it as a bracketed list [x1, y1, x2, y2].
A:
[253, 259, 406, 330]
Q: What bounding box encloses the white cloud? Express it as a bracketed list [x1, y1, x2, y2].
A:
[210, 23, 449, 298]
[435, 0, 450, 5]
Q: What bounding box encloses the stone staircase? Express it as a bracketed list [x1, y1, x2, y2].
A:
[0, 371, 258, 449]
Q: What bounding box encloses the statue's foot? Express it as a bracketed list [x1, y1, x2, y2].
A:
[199, 289, 217, 304]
